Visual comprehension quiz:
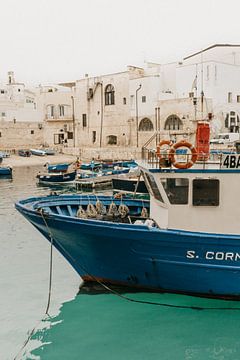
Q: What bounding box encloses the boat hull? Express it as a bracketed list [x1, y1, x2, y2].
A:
[37, 171, 76, 183]
[15, 195, 240, 298]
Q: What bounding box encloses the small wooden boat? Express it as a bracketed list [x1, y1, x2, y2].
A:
[37, 170, 76, 184]
[30, 149, 46, 156]
[75, 168, 130, 189]
[46, 163, 71, 173]
[112, 177, 148, 194]
[0, 166, 12, 177]
[18, 149, 31, 157]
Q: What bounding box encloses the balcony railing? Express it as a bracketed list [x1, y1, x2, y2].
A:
[45, 115, 73, 121]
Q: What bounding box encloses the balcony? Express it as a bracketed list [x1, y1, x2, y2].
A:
[45, 115, 73, 122]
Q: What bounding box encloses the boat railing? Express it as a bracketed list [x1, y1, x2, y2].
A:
[141, 147, 229, 170]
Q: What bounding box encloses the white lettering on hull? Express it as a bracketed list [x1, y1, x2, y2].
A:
[186, 250, 240, 261]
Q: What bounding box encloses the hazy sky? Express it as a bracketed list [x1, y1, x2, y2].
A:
[1, 0, 239, 85]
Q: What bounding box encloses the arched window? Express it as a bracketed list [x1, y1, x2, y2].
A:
[139, 118, 154, 131]
[164, 115, 183, 130]
[105, 84, 115, 105]
[107, 135, 117, 145]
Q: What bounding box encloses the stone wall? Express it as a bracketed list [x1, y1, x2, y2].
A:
[0, 121, 44, 151]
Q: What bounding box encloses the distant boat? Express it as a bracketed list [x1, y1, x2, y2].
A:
[37, 170, 76, 184]
[0, 151, 10, 158]
[75, 168, 130, 189]
[112, 177, 148, 194]
[30, 149, 46, 156]
[44, 149, 55, 155]
[80, 161, 102, 170]
[0, 166, 12, 177]
[46, 163, 71, 173]
[18, 149, 31, 157]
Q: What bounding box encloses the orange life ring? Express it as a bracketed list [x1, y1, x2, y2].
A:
[168, 140, 197, 169]
[156, 140, 173, 159]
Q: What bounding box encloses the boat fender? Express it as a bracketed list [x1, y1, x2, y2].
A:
[144, 219, 154, 227]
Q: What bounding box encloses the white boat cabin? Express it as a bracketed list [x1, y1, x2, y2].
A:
[138, 153, 240, 235]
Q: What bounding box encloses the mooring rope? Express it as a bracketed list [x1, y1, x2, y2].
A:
[13, 209, 54, 360]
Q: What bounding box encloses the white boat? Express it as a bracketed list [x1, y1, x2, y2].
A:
[30, 149, 46, 156]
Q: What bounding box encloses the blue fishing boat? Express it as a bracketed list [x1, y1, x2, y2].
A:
[15, 138, 240, 299]
[75, 167, 130, 189]
[0, 166, 12, 177]
[46, 163, 71, 173]
[37, 170, 76, 184]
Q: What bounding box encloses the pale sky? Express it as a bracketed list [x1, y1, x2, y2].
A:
[1, 0, 239, 85]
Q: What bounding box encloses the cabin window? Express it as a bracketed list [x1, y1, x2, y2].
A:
[192, 179, 219, 206]
[161, 178, 189, 204]
[67, 132, 73, 139]
[143, 172, 163, 202]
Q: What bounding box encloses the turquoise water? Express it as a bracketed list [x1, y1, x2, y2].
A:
[30, 288, 240, 360]
[1, 164, 240, 360]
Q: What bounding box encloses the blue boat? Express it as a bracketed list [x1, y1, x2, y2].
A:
[0, 166, 12, 177]
[37, 170, 76, 184]
[15, 141, 240, 299]
[46, 163, 71, 173]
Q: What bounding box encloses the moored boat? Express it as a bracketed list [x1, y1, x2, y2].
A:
[37, 170, 76, 184]
[30, 149, 46, 156]
[46, 162, 71, 173]
[0, 166, 12, 177]
[15, 137, 240, 298]
[18, 149, 31, 157]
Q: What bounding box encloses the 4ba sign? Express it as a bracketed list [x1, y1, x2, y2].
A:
[221, 154, 240, 169]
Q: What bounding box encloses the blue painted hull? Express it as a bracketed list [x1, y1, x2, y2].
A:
[47, 163, 70, 172]
[15, 195, 240, 298]
[0, 167, 12, 176]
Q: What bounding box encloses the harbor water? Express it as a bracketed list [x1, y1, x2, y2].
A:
[1, 165, 240, 360]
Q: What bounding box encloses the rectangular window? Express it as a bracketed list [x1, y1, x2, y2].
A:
[67, 131, 73, 139]
[189, 92, 194, 98]
[92, 131, 96, 143]
[130, 95, 134, 110]
[0, 132, 1, 137]
[206, 65, 210, 80]
[123, 97, 127, 105]
[228, 92, 232, 103]
[1, 112, 5, 117]
[214, 65, 217, 80]
[142, 96, 146, 103]
[50, 105, 54, 117]
[237, 96, 240, 103]
[143, 172, 163, 202]
[82, 114, 87, 127]
[0, 90, 4, 94]
[59, 105, 65, 117]
[161, 178, 189, 204]
[192, 179, 219, 206]
[31, 130, 34, 134]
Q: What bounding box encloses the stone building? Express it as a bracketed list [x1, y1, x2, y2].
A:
[0, 71, 44, 151]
